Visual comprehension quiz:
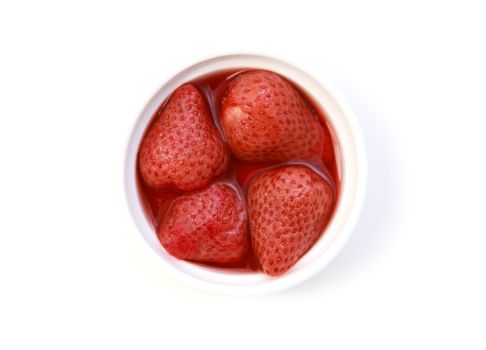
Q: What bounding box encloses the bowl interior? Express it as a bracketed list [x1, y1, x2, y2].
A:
[124, 54, 365, 294]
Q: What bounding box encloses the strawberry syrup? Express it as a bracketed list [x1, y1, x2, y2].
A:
[136, 69, 340, 271]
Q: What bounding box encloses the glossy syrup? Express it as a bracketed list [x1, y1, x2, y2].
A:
[136, 69, 340, 271]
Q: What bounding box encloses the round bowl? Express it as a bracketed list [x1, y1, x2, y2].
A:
[124, 54, 366, 295]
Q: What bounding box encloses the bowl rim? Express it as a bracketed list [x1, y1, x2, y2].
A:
[124, 53, 367, 295]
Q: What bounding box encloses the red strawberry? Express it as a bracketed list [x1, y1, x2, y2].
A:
[220, 70, 324, 162]
[158, 183, 248, 263]
[247, 165, 335, 276]
[139, 84, 228, 192]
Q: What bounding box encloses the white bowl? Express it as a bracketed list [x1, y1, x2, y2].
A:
[124, 54, 366, 295]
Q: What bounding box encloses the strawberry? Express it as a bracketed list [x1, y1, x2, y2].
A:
[247, 165, 335, 276]
[158, 183, 248, 264]
[139, 84, 228, 192]
[220, 70, 324, 162]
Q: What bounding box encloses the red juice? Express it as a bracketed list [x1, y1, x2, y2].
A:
[136, 69, 340, 271]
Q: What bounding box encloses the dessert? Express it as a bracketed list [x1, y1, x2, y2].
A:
[158, 183, 248, 263]
[137, 69, 339, 275]
[220, 70, 323, 162]
[247, 165, 334, 276]
[138, 84, 228, 192]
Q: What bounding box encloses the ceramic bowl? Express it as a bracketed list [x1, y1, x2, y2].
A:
[124, 54, 366, 295]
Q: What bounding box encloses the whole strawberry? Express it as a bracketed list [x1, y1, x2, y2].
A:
[247, 165, 335, 276]
[139, 84, 228, 192]
[158, 183, 248, 264]
[220, 70, 324, 162]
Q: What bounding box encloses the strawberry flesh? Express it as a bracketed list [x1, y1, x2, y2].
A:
[220, 70, 324, 162]
[139, 84, 228, 192]
[158, 183, 249, 264]
[247, 165, 335, 275]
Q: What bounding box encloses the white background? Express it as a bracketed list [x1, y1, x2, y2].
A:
[1, 1, 485, 349]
